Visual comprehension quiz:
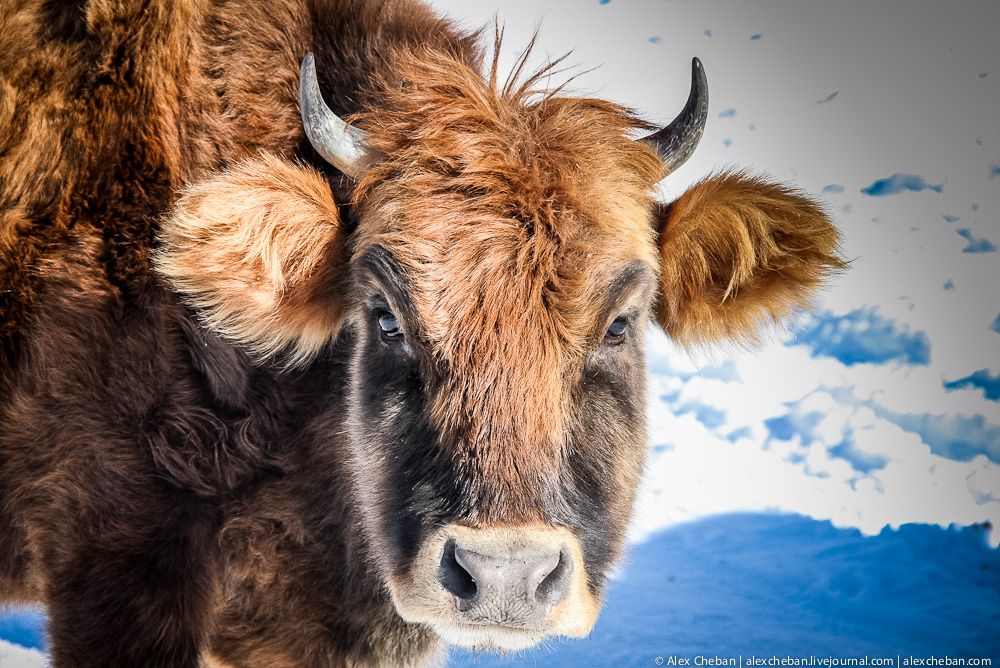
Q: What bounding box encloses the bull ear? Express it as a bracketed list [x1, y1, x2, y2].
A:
[154, 153, 349, 366]
[654, 170, 846, 345]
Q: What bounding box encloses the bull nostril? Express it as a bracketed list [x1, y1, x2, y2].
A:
[439, 539, 477, 606]
[533, 549, 573, 607]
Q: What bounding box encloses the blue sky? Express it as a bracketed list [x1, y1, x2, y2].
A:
[946, 369, 1000, 401]
[791, 307, 931, 366]
[860, 173, 943, 197]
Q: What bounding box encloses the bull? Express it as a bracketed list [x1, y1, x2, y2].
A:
[0, 0, 844, 665]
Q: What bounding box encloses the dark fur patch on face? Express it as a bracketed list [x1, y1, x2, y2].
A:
[561, 342, 650, 586]
[348, 246, 464, 571]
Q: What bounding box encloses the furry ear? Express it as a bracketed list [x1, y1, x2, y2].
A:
[155, 153, 348, 365]
[655, 170, 846, 345]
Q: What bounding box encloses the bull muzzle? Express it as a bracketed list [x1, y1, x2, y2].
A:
[387, 524, 600, 652]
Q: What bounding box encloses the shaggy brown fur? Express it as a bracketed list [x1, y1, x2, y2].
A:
[0, 0, 843, 665]
[1, 1, 477, 664]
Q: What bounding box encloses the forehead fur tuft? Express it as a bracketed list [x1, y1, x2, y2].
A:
[352, 40, 666, 206]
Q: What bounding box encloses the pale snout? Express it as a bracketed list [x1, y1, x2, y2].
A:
[439, 536, 573, 621]
[388, 524, 600, 651]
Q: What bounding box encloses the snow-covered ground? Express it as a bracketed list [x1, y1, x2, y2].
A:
[3, 0, 998, 665]
[450, 514, 1000, 667]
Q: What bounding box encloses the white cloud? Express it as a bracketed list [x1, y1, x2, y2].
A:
[632, 333, 1000, 547]
[0, 641, 44, 668]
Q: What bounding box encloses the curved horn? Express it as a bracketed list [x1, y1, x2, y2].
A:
[300, 52, 374, 178]
[642, 57, 709, 173]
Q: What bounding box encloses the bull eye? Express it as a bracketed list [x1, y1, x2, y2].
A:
[376, 310, 403, 341]
[603, 316, 629, 345]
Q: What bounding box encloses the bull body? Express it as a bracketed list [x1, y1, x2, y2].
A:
[0, 1, 844, 666]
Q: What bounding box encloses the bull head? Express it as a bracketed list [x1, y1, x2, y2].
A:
[156, 47, 843, 654]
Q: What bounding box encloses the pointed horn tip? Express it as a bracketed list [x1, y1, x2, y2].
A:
[640, 56, 709, 173]
[691, 57, 708, 95]
[300, 52, 317, 91]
